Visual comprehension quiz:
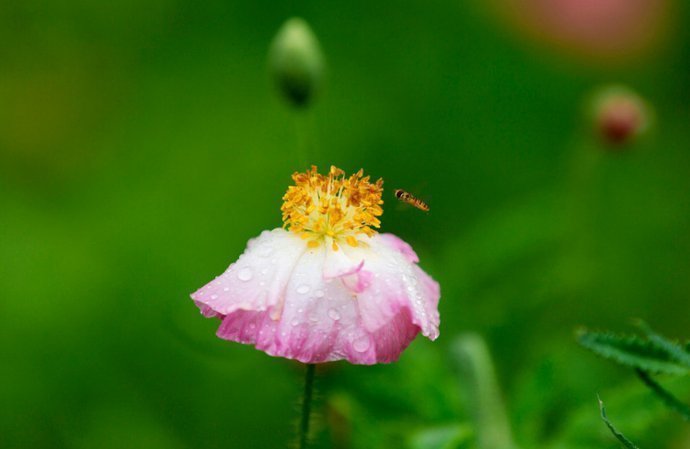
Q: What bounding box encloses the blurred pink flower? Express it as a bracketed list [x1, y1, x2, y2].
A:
[191, 166, 440, 364]
[500, 0, 671, 61]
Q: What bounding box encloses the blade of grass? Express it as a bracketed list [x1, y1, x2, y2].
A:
[597, 396, 640, 449]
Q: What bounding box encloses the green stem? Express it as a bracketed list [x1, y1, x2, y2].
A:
[299, 364, 316, 449]
[293, 110, 320, 168]
[294, 113, 310, 167]
[636, 369, 690, 420]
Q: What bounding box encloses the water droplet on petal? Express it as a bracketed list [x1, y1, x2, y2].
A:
[291, 318, 300, 327]
[353, 336, 370, 352]
[308, 313, 319, 322]
[314, 289, 325, 298]
[328, 309, 341, 321]
[296, 284, 310, 294]
[211, 294, 218, 300]
[237, 267, 253, 281]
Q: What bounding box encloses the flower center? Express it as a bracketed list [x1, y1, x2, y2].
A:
[281, 165, 384, 250]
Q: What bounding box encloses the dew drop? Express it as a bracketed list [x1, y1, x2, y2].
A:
[237, 267, 253, 281]
[291, 318, 300, 327]
[314, 289, 325, 298]
[223, 287, 229, 292]
[353, 336, 370, 352]
[211, 294, 218, 300]
[308, 313, 319, 323]
[296, 284, 311, 294]
[328, 309, 341, 321]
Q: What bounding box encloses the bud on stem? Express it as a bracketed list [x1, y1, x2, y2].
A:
[590, 85, 651, 148]
[269, 18, 324, 108]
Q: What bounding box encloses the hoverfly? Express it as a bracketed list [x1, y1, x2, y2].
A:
[394, 189, 429, 212]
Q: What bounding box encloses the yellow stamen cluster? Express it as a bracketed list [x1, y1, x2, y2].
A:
[281, 165, 384, 250]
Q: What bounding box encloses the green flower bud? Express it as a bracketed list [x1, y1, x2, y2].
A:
[269, 18, 324, 108]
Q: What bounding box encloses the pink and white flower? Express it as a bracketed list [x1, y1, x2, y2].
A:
[191, 166, 440, 364]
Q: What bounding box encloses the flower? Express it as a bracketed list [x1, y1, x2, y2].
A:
[501, 0, 670, 62]
[191, 166, 440, 364]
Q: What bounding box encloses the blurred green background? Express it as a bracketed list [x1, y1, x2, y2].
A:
[2, 1, 690, 448]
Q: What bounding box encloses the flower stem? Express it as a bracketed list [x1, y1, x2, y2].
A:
[298, 363, 316, 449]
[294, 110, 320, 168]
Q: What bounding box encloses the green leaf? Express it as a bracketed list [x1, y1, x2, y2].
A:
[451, 334, 517, 449]
[577, 330, 690, 375]
[635, 369, 690, 420]
[634, 321, 690, 368]
[598, 397, 640, 449]
[407, 424, 473, 449]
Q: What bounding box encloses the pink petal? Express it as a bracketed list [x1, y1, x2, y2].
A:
[378, 233, 419, 263]
[323, 242, 364, 278]
[349, 234, 440, 340]
[191, 229, 440, 364]
[190, 229, 306, 319]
